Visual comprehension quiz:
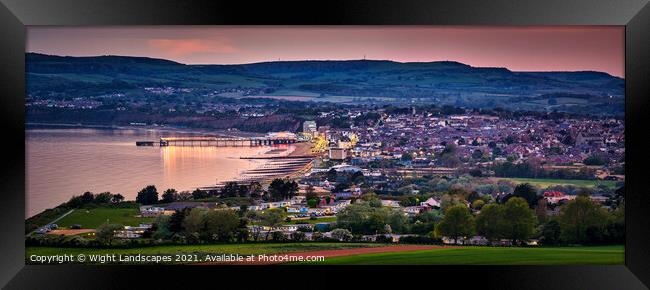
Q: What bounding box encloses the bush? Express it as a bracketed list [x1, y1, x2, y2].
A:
[375, 234, 393, 243]
[271, 231, 287, 242]
[398, 235, 441, 244]
[330, 229, 353, 242]
[291, 231, 306, 241]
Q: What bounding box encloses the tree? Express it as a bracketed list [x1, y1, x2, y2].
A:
[386, 210, 407, 233]
[368, 199, 383, 208]
[191, 189, 209, 200]
[541, 219, 562, 245]
[136, 185, 158, 205]
[331, 229, 353, 241]
[111, 193, 124, 204]
[96, 223, 123, 246]
[271, 231, 286, 242]
[161, 188, 178, 204]
[475, 203, 506, 243]
[337, 203, 403, 235]
[291, 231, 306, 241]
[535, 198, 549, 223]
[440, 194, 467, 213]
[183, 208, 207, 235]
[221, 182, 240, 198]
[583, 154, 606, 166]
[360, 192, 378, 201]
[177, 191, 193, 201]
[439, 144, 460, 167]
[81, 191, 95, 204]
[95, 192, 112, 204]
[512, 183, 539, 208]
[284, 180, 299, 199]
[472, 149, 484, 160]
[168, 208, 189, 233]
[502, 197, 537, 244]
[469, 168, 483, 177]
[350, 171, 365, 184]
[326, 168, 338, 181]
[471, 199, 485, 210]
[205, 210, 240, 242]
[66, 196, 84, 208]
[152, 215, 172, 240]
[305, 185, 318, 201]
[437, 205, 475, 244]
[268, 179, 286, 201]
[248, 181, 263, 198]
[260, 208, 286, 240]
[558, 196, 609, 244]
[236, 217, 249, 243]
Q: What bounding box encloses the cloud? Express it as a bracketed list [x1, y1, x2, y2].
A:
[147, 38, 237, 56]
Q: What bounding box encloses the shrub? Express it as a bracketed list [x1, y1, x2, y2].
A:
[291, 231, 306, 241]
[330, 228, 353, 242]
[398, 235, 441, 244]
[271, 231, 287, 242]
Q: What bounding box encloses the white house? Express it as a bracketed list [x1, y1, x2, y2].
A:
[381, 200, 402, 208]
[140, 206, 167, 217]
[420, 197, 441, 208]
[114, 224, 152, 239]
[402, 206, 423, 215]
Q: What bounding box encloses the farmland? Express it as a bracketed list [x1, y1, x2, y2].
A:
[55, 207, 154, 229]
[293, 245, 624, 265]
[495, 178, 618, 189]
[26, 242, 382, 264]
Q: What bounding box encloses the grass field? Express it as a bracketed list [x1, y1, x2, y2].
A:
[26, 243, 382, 264]
[495, 177, 619, 189]
[55, 207, 154, 229]
[287, 217, 337, 224]
[26, 243, 623, 265]
[294, 245, 624, 265]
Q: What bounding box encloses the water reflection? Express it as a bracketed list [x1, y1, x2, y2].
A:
[26, 128, 277, 217]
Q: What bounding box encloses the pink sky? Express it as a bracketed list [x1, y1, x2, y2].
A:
[26, 26, 624, 77]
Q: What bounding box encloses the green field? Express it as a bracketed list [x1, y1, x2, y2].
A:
[26, 243, 382, 264]
[287, 216, 337, 224]
[26, 243, 623, 265]
[496, 178, 619, 189]
[55, 207, 154, 229]
[295, 245, 624, 265]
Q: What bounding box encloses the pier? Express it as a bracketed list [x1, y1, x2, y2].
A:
[157, 136, 300, 147]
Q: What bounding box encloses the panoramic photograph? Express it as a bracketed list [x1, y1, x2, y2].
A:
[24, 26, 624, 265]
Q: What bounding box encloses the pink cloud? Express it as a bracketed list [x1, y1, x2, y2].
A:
[147, 38, 237, 56]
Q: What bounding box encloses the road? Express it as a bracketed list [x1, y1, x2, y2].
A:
[26, 209, 75, 237]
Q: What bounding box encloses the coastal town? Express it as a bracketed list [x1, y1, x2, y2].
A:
[23, 29, 626, 264]
[27, 107, 625, 256]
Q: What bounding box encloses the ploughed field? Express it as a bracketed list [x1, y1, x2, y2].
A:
[292, 245, 624, 265]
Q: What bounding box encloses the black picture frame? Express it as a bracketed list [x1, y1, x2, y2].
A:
[1, 0, 649, 289]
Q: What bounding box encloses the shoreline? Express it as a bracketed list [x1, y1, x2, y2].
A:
[200, 142, 316, 190]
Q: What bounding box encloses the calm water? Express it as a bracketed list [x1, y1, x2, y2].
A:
[26, 127, 277, 217]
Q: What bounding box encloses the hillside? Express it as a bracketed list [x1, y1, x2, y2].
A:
[26, 53, 624, 116]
